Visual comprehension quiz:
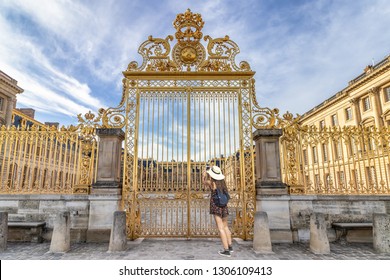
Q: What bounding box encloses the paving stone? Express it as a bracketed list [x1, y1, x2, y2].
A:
[1, 239, 390, 260]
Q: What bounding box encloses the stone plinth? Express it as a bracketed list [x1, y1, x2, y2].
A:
[88, 128, 124, 242]
[108, 211, 127, 252]
[87, 195, 122, 242]
[253, 129, 287, 194]
[91, 128, 124, 195]
[253, 211, 273, 254]
[310, 213, 330, 254]
[0, 212, 8, 251]
[254, 129, 292, 243]
[373, 213, 390, 253]
[50, 212, 70, 253]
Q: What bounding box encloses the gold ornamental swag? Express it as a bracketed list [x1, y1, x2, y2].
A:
[96, 9, 271, 240]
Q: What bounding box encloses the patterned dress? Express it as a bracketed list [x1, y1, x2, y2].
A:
[210, 188, 229, 218]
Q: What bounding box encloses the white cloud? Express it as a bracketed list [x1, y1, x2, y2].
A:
[1, 0, 390, 125]
[0, 10, 105, 124]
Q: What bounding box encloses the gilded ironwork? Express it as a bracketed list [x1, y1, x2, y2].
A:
[0, 111, 98, 194]
[281, 123, 390, 195]
[249, 80, 293, 129]
[104, 9, 256, 239]
[122, 9, 251, 74]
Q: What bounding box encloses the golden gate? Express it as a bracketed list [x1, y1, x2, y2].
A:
[99, 9, 258, 239]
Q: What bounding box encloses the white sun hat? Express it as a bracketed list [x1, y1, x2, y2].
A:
[206, 165, 225, 180]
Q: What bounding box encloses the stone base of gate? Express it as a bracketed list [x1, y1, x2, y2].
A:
[87, 194, 122, 242]
[256, 190, 293, 243]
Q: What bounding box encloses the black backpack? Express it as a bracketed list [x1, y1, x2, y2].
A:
[213, 187, 230, 207]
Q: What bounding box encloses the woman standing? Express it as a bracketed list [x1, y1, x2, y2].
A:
[202, 166, 233, 257]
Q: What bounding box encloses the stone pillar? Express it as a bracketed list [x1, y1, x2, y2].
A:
[50, 212, 71, 253]
[253, 129, 285, 194]
[88, 128, 124, 242]
[108, 211, 127, 252]
[309, 213, 330, 254]
[349, 98, 361, 126]
[5, 97, 15, 127]
[373, 213, 390, 253]
[253, 211, 273, 254]
[0, 212, 8, 251]
[92, 128, 125, 194]
[254, 129, 292, 243]
[369, 87, 384, 127]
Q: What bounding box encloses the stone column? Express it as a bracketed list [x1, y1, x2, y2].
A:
[50, 212, 71, 253]
[349, 98, 362, 126]
[373, 213, 390, 253]
[369, 87, 384, 127]
[309, 213, 330, 254]
[108, 211, 127, 252]
[88, 128, 124, 242]
[254, 129, 292, 243]
[5, 97, 15, 127]
[253, 211, 273, 254]
[0, 212, 8, 251]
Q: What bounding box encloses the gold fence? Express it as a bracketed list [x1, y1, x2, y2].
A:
[281, 125, 390, 195]
[0, 122, 98, 194]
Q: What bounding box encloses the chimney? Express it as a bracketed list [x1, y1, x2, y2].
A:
[17, 108, 35, 119]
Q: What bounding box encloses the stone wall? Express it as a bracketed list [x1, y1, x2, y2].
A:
[0, 194, 90, 242]
[1, 194, 390, 243]
[288, 195, 390, 242]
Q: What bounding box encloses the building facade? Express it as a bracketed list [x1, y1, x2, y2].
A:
[283, 55, 390, 194]
[0, 70, 24, 126]
[300, 55, 390, 128]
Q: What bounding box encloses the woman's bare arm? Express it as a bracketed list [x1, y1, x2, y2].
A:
[202, 171, 213, 189]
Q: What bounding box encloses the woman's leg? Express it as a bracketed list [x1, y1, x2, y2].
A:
[214, 215, 229, 249]
[222, 217, 232, 246]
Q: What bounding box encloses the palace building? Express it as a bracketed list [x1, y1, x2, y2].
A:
[282, 55, 390, 195]
[299, 55, 390, 128]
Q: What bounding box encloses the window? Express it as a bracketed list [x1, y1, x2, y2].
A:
[385, 87, 390, 102]
[325, 174, 331, 189]
[338, 171, 345, 186]
[366, 166, 377, 187]
[0, 97, 4, 111]
[345, 107, 352, 121]
[348, 137, 358, 156]
[331, 114, 338, 126]
[351, 170, 358, 188]
[319, 120, 325, 130]
[322, 143, 328, 162]
[312, 146, 318, 164]
[303, 149, 308, 165]
[363, 96, 371, 111]
[315, 174, 320, 189]
[334, 141, 342, 159]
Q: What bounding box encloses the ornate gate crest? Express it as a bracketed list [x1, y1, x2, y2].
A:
[127, 9, 251, 73]
[99, 9, 258, 240]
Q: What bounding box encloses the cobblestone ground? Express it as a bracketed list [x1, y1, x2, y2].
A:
[1, 239, 390, 260]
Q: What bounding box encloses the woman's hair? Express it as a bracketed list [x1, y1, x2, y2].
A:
[211, 177, 228, 193]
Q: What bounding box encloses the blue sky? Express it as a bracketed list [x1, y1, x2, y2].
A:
[1, 0, 390, 126]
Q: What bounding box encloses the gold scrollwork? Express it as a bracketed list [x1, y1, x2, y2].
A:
[127, 35, 179, 72]
[199, 35, 250, 72]
[250, 80, 300, 129]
